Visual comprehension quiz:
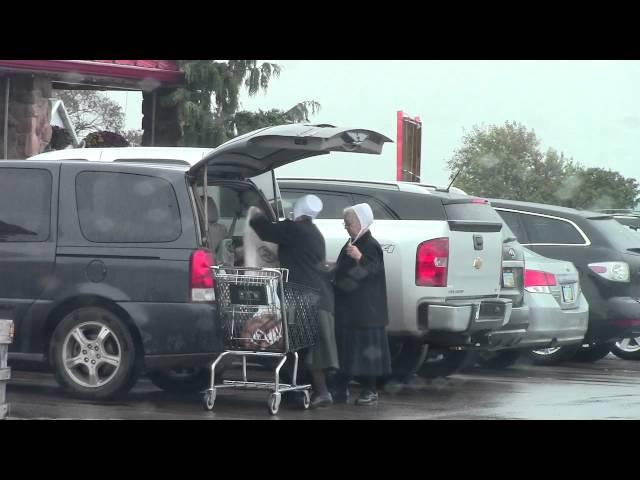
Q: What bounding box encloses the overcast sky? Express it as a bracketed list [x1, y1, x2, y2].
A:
[112, 60, 640, 186]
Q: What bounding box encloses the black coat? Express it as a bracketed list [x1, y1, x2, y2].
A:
[333, 231, 389, 328]
[249, 215, 334, 312]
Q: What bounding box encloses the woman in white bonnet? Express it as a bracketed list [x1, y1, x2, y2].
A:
[250, 194, 339, 408]
[332, 203, 391, 406]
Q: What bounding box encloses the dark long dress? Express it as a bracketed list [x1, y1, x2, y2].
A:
[334, 231, 391, 377]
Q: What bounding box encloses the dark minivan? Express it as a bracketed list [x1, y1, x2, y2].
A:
[1, 124, 391, 399]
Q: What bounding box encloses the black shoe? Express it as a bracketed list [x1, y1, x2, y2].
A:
[356, 390, 379, 406]
[310, 392, 333, 409]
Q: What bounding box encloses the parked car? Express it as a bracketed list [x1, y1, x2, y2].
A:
[490, 199, 640, 363]
[474, 221, 589, 367]
[7, 124, 391, 399]
[277, 178, 513, 379]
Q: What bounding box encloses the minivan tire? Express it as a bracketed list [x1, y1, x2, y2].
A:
[50, 306, 139, 400]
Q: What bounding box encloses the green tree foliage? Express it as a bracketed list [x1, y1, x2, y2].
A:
[167, 60, 282, 147]
[233, 101, 321, 135]
[447, 121, 639, 210]
[567, 167, 640, 210]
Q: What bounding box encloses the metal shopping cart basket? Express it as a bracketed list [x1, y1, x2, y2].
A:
[202, 266, 320, 415]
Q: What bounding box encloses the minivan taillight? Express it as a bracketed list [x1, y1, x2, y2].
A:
[190, 249, 215, 302]
[524, 269, 557, 294]
[416, 238, 449, 287]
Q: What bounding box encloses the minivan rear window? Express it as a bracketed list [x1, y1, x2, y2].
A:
[76, 171, 182, 243]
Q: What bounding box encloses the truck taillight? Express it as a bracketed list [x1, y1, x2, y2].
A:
[524, 269, 557, 294]
[190, 249, 215, 302]
[416, 238, 449, 287]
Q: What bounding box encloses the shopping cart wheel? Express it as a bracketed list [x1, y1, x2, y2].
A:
[203, 388, 216, 411]
[268, 392, 281, 415]
[299, 390, 310, 410]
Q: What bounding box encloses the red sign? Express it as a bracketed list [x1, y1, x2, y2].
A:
[396, 110, 422, 182]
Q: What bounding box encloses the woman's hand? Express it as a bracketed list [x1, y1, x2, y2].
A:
[346, 244, 363, 262]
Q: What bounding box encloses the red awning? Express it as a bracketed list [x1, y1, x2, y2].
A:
[0, 60, 183, 87]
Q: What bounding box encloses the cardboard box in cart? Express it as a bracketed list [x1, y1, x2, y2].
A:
[0, 320, 14, 420]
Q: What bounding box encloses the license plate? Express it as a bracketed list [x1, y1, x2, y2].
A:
[562, 285, 574, 303]
[502, 271, 515, 288]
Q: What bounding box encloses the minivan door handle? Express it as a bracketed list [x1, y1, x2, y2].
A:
[473, 235, 484, 251]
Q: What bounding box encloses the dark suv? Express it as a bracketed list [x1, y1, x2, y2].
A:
[2, 124, 390, 399]
[490, 199, 640, 363]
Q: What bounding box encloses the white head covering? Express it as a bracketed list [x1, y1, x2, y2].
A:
[293, 194, 323, 221]
[344, 203, 374, 242]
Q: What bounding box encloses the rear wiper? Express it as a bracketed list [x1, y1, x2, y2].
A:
[503, 236, 518, 244]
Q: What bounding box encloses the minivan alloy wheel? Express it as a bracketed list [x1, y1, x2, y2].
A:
[62, 321, 122, 388]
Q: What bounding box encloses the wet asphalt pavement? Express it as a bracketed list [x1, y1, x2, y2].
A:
[5, 353, 640, 420]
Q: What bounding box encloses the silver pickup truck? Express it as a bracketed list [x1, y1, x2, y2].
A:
[278, 178, 513, 378]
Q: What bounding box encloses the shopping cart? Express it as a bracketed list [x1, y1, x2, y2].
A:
[202, 266, 320, 415]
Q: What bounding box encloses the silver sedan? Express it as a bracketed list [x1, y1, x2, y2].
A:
[478, 244, 589, 368]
